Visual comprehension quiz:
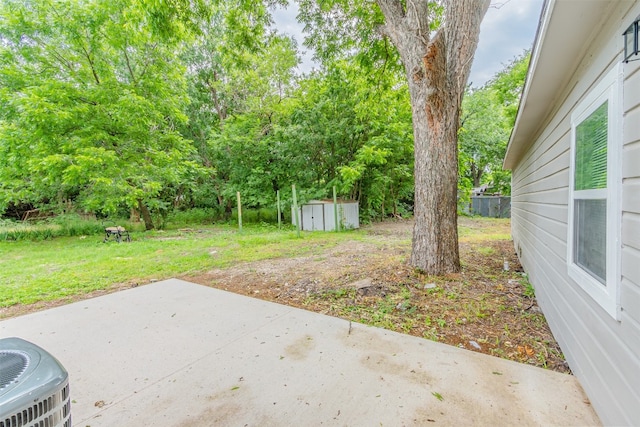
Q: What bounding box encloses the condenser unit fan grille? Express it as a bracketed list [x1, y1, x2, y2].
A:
[0, 351, 29, 391]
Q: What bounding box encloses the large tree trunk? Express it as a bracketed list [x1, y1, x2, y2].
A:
[377, 0, 489, 274]
[407, 68, 462, 272]
[137, 199, 155, 230]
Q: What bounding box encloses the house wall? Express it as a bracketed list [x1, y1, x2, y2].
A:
[510, 2, 640, 425]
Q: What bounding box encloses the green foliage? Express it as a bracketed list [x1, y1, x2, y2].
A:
[281, 60, 414, 220]
[51, 214, 107, 237]
[458, 51, 530, 201]
[180, 19, 414, 223]
[491, 52, 532, 128]
[231, 207, 281, 224]
[459, 85, 510, 195]
[0, 0, 204, 229]
[521, 274, 535, 298]
[0, 0, 522, 229]
[179, 9, 302, 213]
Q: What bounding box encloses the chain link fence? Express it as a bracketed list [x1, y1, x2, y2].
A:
[470, 196, 511, 218]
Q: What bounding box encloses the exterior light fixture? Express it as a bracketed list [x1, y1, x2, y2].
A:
[623, 16, 639, 62]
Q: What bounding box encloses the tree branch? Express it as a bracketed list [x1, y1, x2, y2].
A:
[376, 0, 405, 45]
[444, 0, 491, 93]
[123, 46, 137, 85]
[80, 44, 101, 85]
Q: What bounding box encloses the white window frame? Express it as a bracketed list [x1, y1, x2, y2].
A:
[567, 64, 622, 320]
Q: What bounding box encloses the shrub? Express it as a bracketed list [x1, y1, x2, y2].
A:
[165, 208, 217, 227]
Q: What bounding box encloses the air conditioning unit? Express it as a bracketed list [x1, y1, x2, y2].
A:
[0, 337, 70, 427]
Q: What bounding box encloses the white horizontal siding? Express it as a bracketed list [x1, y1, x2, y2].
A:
[510, 2, 640, 424]
[512, 209, 567, 260]
[622, 213, 640, 248]
[622, 181, 640, 213]
[621, 276, 640, 330]
[622, 140, 640, 177]
[512, 201, 567, 224]
[512, 128, 570, 190]
[623, 63, 640, 113]
[617, 307, 640, 374]
[512, 187, 568, 205]
[622, 262, 640, 328]
[621, 246, 640, 305]
[514, 168, 569, 199]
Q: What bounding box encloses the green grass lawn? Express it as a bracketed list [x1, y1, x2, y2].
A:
[458, 216, 512, 242]
[0, 225, 361, 307]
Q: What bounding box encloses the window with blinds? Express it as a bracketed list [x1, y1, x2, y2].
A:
[575, 101, 608, 191]
[573, 101, 608, 284]
[567, 64, 621, 320]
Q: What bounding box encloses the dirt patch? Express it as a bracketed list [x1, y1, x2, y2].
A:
[185, 218, 569, 374]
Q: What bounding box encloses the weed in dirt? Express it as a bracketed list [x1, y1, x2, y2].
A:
[521, 274, 536, 298]
[476, 246, 496, 256]
[423, 327, 439, 341]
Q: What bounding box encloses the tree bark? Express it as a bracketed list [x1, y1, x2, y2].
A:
[471, 162, 483, 187]
[137, 199, 155, 230]
[377, 0, 490, 274]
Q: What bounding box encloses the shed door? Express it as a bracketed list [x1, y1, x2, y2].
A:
[302, 204, 324, 231]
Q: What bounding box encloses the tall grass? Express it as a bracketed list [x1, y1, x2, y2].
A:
[0, 207, 292, 241]
[231, 207, 282, 225]
[0, 214, 144, 241]
[142, 207, 285, 229]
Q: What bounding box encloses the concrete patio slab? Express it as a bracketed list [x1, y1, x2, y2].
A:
[0, 279, 600, 426]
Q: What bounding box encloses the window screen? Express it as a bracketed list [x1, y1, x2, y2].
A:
[573, 101, 608, 284]
[573, 199, 606, 284]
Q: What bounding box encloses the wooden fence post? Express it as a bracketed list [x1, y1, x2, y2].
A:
[292, 185, 300, 237]
[277, 190, 282, 229]
[333, 186, 339, 232]
[237, 191, 242, 231]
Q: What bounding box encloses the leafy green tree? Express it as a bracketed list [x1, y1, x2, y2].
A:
[491, 51, 530, 128]
[180, 6, 301, 213]
[459, 87, 510, 191]
[458, 51, 530, 200]
[265, 59, 414, 219]
[0, 0, 201, 229]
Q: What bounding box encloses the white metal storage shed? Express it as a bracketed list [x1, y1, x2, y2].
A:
[292, 200, 359, 231]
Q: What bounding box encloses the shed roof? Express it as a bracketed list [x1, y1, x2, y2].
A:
[503, 0, 618, 169]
